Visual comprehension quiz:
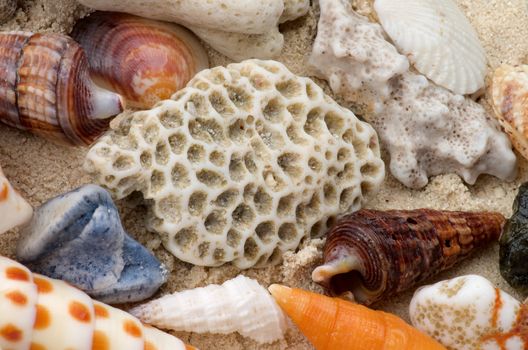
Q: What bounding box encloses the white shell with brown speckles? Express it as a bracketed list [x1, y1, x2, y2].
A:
[410, 275, 521, 350]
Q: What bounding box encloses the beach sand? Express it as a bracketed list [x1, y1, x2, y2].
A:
[1, 0, 527, 348]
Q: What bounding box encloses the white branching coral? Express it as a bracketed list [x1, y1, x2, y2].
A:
[85, 59, 385, 268]
[310, 0, 517, 189]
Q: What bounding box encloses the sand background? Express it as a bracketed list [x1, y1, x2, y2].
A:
[1, 0, 527, 349]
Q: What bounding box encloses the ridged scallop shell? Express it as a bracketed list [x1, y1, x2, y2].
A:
[130, 275, 287, 344]
[410, 275, 525, 350]
[0, 165, 33, 235]
[374, 0, 487, 95]
[71, 12, 209, 110]
[0, 31, 124, 146]
[0, 255, 193, 349]
[491, 65, 528, 160]
[312, 209, 504, 305]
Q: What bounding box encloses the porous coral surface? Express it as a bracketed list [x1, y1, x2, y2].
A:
[85, 60, 384, 268]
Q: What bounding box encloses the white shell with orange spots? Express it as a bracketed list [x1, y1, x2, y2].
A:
[0, 256, 196, 350]
[143, 325, 187, 350]
[92, 301, 144, 350]
[30, 275, 94, 350]
[0, 166, 33, 235]
[0, 257, 37, 350]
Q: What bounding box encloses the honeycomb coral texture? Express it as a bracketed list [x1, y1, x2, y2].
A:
[85, 60, 384, 268]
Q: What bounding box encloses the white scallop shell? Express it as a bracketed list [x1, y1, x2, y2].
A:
[374, 0, 487, 95]
[130, 275, 287, 344]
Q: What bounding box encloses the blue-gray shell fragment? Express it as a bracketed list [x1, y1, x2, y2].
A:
[16, 184, 167, 304]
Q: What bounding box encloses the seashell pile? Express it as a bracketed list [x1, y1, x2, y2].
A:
[500, 182, 528, 291]
[0, 31, 124, 146]
[0, 165, 33, 235]
[374, 0, 487, 95]
[491, 64, 528, 160]
[131, 275, 287, 344]
[75, 0, 310, 61]
[16, 185, 167, 304]
[410, 275, 525, 350]
[309, 0, 517, 189]
[71, 12, 209, 110]
[85, 59, 385, 268]
[312, 209, 505, 305]
[269, 284, 446, 350]
[0, 255, 192, 350]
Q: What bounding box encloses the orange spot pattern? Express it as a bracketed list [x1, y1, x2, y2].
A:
[6, 267, 30, 281]
[145, 341, 157, 350]
[0, 183, 8, 201]
[5, 290, 27, 306]
[94, 304, 109, 318]
[123, 320, 142, 338]
[91, 330, 109, 350]
[34, 277, 53, 294]
[34, 305, 51, 330]
[30, 342, 46, 350]
[69, 301, 91, 323]
[0, 323, 22, 342]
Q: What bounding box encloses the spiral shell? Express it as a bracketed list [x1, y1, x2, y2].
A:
[491, 64, 528, 160]
[0, 31, 124, 146]
[312, 209, 505, 305]
[71, 12, 209, 110]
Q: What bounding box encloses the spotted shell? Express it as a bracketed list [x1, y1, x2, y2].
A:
[71, 12, 209, 110]
[312, 209, 505, 305]
[491, 64, 528, 160]
[0, 31, 124, 146]
[0, 255, 192, 349]
[0, 165, 33, 235]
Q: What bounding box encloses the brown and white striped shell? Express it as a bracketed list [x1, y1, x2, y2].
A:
[491, 64, 528, 160]
[0, 31, 124, 146]
[71, 12, 209, 110]
[312, 209, 505, 305]
[0, 255, 194, 350]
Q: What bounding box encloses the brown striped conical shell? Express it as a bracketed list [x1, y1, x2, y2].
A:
[0, 31, 124, 146]
[312, 209, 505, 305]
[71, 12, 209, 110]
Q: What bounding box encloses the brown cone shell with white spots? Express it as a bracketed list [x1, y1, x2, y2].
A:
[0, 256, 192, 350]
[312, 209, 505, 305]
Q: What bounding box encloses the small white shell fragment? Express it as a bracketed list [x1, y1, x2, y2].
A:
[374, 0, 487, 95]
[491, 64, 528, 160]
[85, 59, 384, 268]
[0, 256, 38, 350]
[0, 166, 33, 234]
[410, 275, 522, 350]
[30, 275, 95, 350]
[280, 0, 310, 23]
[130, 275, 287, 344]
[143, 325, 189, 350]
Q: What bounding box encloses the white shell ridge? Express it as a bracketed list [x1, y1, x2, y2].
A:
[374, 0, 487, 95]
[130, 275, 287, 344]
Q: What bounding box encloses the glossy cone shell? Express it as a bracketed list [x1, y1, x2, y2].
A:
[269, 284, 446, 350]
[313, 209, 505, 305]
[0, 255, 193, 350]
[0, 31, 124, 146]
[71, 12, 209, 109]
[491, 65, 528, 160]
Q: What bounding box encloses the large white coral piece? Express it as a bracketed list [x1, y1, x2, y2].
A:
[0, 165, 33, 234]
[410, 275, 522, 350]
[130, 275, 287, 344]
[85, 59, 384, 268]
[76, 0, 310, 60]
[310, 0, 516, 189]
[374, 0, 487, 95]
